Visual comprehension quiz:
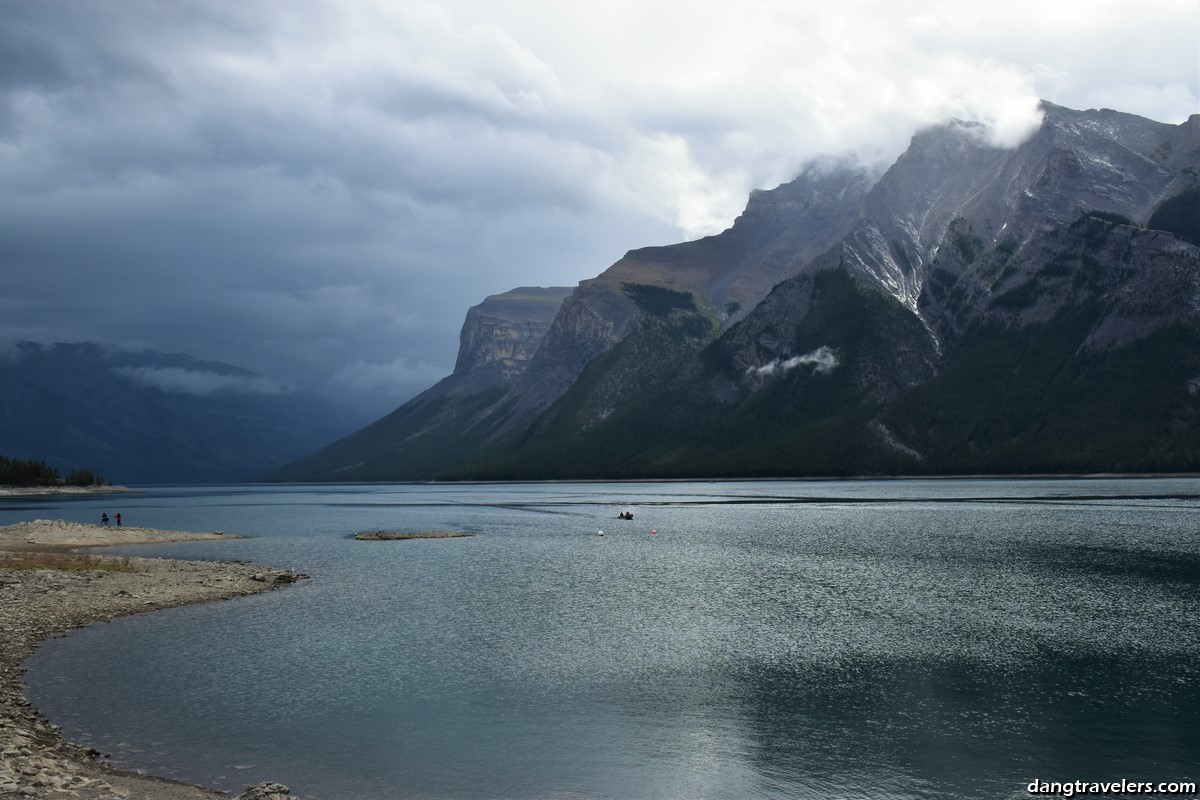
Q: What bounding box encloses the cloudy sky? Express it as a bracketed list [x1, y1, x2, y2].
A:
[2, 0, 1196, 417]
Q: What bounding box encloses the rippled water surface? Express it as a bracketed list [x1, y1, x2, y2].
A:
[6, 479, 1200, 799]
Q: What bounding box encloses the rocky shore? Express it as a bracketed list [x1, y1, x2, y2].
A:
[0, 520, 304, 799]
[0, 486, 138, 498]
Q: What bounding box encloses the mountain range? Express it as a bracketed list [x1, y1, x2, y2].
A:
[0, 342, 365, 483]
[273, 101, 1200, 481]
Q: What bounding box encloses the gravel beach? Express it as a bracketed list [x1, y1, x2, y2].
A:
[0, 519, 304, 800]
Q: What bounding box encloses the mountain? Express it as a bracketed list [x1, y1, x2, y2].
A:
[273, 102, 1200, 481]
[0, 342, 366, 483]
[270, 163, 874, 481]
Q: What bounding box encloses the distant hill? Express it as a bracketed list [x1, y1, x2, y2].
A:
[0, 342, 366, 483]
[272, 102, 1200, 480]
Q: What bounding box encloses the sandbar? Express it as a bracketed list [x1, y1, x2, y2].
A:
[353, 530, 470, 541]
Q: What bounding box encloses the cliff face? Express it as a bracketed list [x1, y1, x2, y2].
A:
[274, 102, 1200, 481]
[450, 287, 572, 393]
[263, 286, 573, 481]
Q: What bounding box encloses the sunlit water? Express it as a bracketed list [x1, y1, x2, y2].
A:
[4, 480, 1199, 799]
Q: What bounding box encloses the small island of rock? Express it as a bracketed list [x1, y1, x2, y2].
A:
[354, 530, 472, 541]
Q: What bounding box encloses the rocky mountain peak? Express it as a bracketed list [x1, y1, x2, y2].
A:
[838, 101, 1194, 336]
[592, 158, 874, 316]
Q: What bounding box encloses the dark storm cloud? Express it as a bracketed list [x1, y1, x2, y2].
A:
[0, 0, 1194, 417]
[0, 1, 678, 415]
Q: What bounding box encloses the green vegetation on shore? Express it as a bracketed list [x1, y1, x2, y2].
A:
[0, 455, 109, 487]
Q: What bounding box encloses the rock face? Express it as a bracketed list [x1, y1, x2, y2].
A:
[839, 103, 1195, 341]
[501, 281, 642, 419]
[450, 287, 573, 392]
[274, 101, 1200, 480]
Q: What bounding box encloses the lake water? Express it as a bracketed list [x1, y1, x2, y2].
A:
[5, 480, 1199, 799]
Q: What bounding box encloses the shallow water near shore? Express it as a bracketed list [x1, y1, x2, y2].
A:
[6, 479, 1200, 799]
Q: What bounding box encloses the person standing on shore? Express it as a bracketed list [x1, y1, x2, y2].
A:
[115, 513, 121, 527]
[100, 513, 109, 527]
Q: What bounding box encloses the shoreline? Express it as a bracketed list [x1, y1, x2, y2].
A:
[0, 520, 303, 799]
[266, 471, 1200, 487]
[0, 485, 140, 498]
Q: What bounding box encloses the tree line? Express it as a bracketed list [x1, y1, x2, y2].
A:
[0, 455, 109, 487]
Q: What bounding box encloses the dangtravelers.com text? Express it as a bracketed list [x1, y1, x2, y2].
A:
[1027, 779, 1198, 797]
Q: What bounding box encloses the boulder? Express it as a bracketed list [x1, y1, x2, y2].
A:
[236, 782, 291, 800]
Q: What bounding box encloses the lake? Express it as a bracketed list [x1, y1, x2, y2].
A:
[5, 479, 1199, 799]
